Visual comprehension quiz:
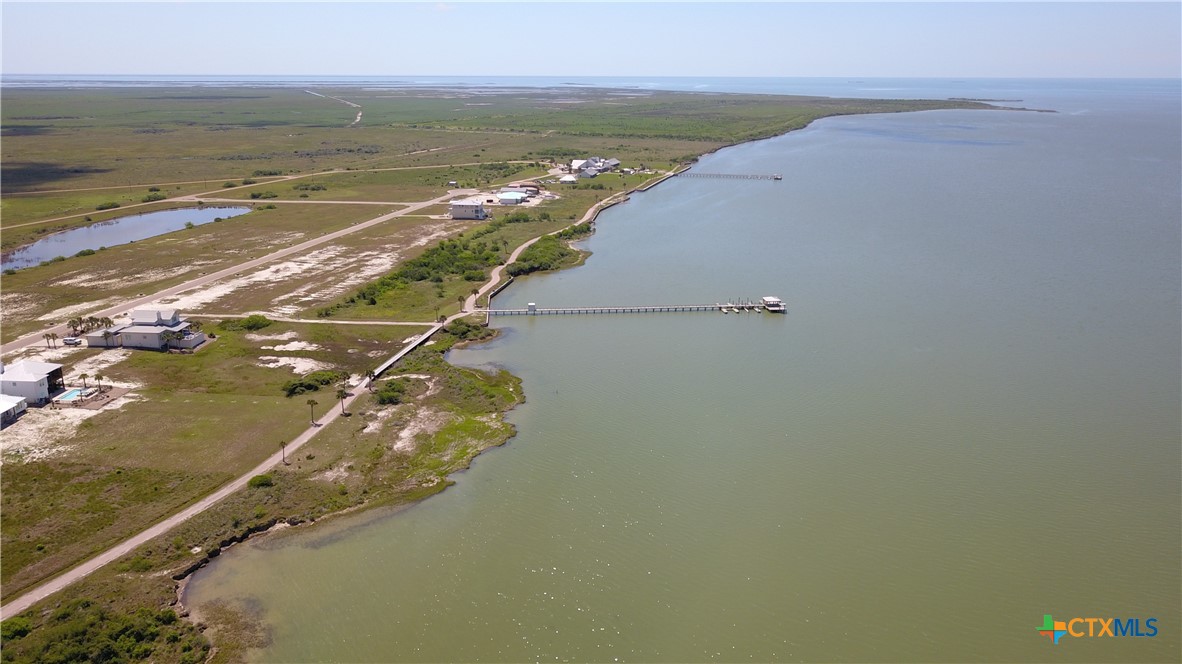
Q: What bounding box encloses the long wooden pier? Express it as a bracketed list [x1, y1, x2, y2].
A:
[677, 172, 783, 181]
[487, 300, 783, 316]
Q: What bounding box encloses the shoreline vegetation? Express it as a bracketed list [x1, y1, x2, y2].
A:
[0, 84, 1002, 662]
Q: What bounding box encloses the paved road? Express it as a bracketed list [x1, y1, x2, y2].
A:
[0, 191, 473, 357]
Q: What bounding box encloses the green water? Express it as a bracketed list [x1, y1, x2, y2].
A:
[187, 84, 1180, 662]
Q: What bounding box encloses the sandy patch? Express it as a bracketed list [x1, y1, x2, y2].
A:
[257, 356, 333, 374]
[393, 407, 453, 452]
[360, 404, 399, 434]
[37, 298, 122, 323]
[261, 341, 321, 352]
[53, 261, 222, 290]
[313, 466, 351, 483]
[245, 330, 300, 341]
[3, 344, 85, 364]
[1, 392, 142, 463]
[1, 292, 40, 318]
[64, 349, 137, 387]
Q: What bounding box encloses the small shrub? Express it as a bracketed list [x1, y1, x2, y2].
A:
[95, 202, 120, 210]
[73, 248, 96, 257]
[240, 314, 272, 330]
[248, 474, 274, 489]
[241, 178, 258, 185]
[141, 192, 167, 203]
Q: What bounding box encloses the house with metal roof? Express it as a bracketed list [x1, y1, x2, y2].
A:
[0, 360, 65, 404]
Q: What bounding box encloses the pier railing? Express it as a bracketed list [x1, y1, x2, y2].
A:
[487, 302, 780, 316]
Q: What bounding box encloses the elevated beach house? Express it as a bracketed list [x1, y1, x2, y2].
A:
[448, 197, 489, 220]
[116, 308, 206, 350]
[0, 360, 65, 404]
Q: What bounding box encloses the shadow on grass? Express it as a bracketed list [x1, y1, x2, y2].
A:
[1, 162, 114, 191]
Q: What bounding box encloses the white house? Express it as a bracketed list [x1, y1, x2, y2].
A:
[449, 198, 488, 220]
[1, 394, 28, 424]
[120, 309, 205, 350]
[83, 325, 129, 348]
[559, 174, 578, 184]
[0, 360, 65, 404]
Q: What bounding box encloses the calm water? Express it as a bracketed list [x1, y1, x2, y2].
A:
[1, 206, 250, 270]
[186, 80, 1180, 662]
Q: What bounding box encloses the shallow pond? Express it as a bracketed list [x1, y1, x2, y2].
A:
[2, 206, 251, 270]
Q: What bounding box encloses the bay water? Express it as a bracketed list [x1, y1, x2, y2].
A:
[186, 80, 1180, 662]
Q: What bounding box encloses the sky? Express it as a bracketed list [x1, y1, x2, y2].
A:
[1, 1, 1179, 78]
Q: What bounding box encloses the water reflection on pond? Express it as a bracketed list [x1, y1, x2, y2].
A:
[2, 206, 251, 270]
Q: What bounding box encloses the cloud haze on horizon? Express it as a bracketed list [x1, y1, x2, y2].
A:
[2, 1, 1179, 78]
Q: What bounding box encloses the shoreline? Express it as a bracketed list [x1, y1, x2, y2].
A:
[0, 96, 1015, 660]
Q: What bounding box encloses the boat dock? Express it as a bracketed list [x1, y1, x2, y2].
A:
[487, 298, 786, 316]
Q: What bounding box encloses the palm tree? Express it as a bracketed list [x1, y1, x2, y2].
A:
[93, 373, 104, 392]
[364, 370, 376, 391]
[99, 317, 114, 329]
[79, 373, 89, 388]
[43, 333, 52, 349]
[306, 398, 319, 425]
[188, 320, 203, 333]
[50, 333, 59, 348]
[280, 440, 287, 465]
[336, 386, 349, 414]
[101, 330, 115, 347]
[67, 317, 83, 335]
[161, 330, 181, 350]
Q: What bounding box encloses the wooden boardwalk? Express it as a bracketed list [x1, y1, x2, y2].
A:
[489, 304, 718, 316]
[487, 301, 782, 316]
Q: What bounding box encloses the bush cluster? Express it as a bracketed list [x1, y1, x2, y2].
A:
[375, 378, 407, 405]
[506, 236, 576, 276]
[0, 599, 208, 664]
[217, 314, 273, 331]
[282, 370, 347, 397]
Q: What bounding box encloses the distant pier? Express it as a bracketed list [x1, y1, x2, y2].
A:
[677, 172, 783, 181]
[487, 298, 785, 316]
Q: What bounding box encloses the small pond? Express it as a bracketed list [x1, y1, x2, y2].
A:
[2, 206, 252, 271]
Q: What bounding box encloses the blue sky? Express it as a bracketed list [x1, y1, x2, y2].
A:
[2, 1, 1179, 78]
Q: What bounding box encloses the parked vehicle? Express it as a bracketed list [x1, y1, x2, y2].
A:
[62, 337, 82, 346]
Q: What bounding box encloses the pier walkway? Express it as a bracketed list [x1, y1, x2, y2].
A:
[487, 300, 781, 316]
[677, 172, 782, 181]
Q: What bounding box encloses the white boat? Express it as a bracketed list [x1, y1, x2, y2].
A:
[761, 296, 787, 313]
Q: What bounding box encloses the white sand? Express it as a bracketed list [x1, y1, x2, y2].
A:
[245, 330, 300, 341]
[256, 356, 333, 374]
[261, 341, 321, 352]
[37, 298, 122, 323]
[1, 392, 142, 463]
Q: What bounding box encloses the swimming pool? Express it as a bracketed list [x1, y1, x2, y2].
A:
[54, 388, 83, 402]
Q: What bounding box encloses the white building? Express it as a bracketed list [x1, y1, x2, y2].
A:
[559, 174, 578, 184]
[0, 360, 65, 404]
[449, 198, 488, 220]
[1, 394, 28, 424]
[120, 308, 205, 350]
